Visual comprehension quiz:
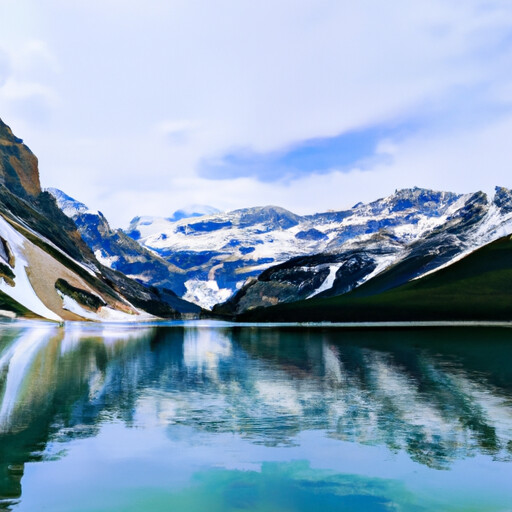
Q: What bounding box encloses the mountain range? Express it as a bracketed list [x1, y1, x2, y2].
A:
[51, 183, 512, 314]
[0, 118, 199, 321]
[216, 186, 512, 316]
[1, 116, 511, 323]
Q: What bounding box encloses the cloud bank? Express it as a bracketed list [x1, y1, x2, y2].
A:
[0, 0, 512, 226]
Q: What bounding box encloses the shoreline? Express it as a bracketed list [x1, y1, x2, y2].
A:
[1, 318, 511, 329]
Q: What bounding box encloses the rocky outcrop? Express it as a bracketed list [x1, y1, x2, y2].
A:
[0, 119, 40, 198]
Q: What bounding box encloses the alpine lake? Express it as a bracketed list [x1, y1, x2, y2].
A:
[0, 320, 511, 511]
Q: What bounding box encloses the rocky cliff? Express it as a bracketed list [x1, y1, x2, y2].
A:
[0, 118, 188, 321]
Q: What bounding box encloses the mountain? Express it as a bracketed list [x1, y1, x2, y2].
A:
[237, 234, 512, 323]
[50, 172, 512, 315]
[213, 232, 403, 315]
[0, 118, 187, 321]
[216, 187, 512, 315]
[127, 188, 492, 312]
[125, 205, 306, 308]
[167, 205, 221, 222]
[47, 189, 201, 315]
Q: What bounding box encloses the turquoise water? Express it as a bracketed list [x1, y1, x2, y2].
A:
[0, 321, 511, 511]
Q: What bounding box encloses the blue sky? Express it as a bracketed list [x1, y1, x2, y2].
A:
[1, 0, 512, 227]
[199, 125, 396, 182]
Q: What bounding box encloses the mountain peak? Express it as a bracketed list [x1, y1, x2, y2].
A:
[0, 118, 23, 144]
[359, 187, 461, 216]
[493, 186, 512, 213]
[47, 188, 98, 218]
[167, 204, 221, 222]
[234, 205, 302, 230]
[0, 117, 41, 197]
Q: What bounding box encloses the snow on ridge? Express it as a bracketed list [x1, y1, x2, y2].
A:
[133, 189, 464, 257]
[8, 213, 99, 278]
[47, 188, 99, 218]
[357, 253, 403, 287]
[0, 216, 62, 321]
[415, 204, 512, 281]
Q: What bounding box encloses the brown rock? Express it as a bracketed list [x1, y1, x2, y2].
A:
[0, 118, 41, 197]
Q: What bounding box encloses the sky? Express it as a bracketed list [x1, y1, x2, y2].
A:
[1, 0, 512, 227]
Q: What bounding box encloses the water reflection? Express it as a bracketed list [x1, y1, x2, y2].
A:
[0, 322, 512, 506]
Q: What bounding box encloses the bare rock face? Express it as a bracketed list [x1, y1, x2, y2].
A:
[0, 118, 94, 265]
[0, 118, 41, 198]
[494, 186, 512, 214]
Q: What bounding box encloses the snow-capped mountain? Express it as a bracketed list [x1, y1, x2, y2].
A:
[0, 117, 188, 321]
[47, 189, 201, 314]
[216, 187, 512, 315]
[50, 178, 512, 313]
[124, 187, 512, 311]
[127, 188, 493, 309]
[46, 188, 95, 218]
[238, 232, 512, 323]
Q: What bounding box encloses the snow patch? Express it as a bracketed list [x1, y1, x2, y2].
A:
[0, 216, 62, 321]
[59, 290, 155, 322]
[47, 188, 99, 218]
[59, 292, 98, 320]
[183, 279, 232, 310]
[358, 253, 401, 286]
[308, 264, 343, 299]
[94, 249, 119, 268]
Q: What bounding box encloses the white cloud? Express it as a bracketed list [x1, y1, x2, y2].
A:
[0, 36, 60, 126]
[16, 39, 61, 75]
[0, 78, 57, 103]
[0, 0, 512, 227]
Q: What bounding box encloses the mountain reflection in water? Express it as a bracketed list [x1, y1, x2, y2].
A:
[0, 321, 511, 508]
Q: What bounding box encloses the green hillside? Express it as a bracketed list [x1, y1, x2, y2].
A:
[238, 235, 512, 323]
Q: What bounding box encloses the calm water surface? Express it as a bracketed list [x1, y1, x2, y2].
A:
[0, 321, 511, 511]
